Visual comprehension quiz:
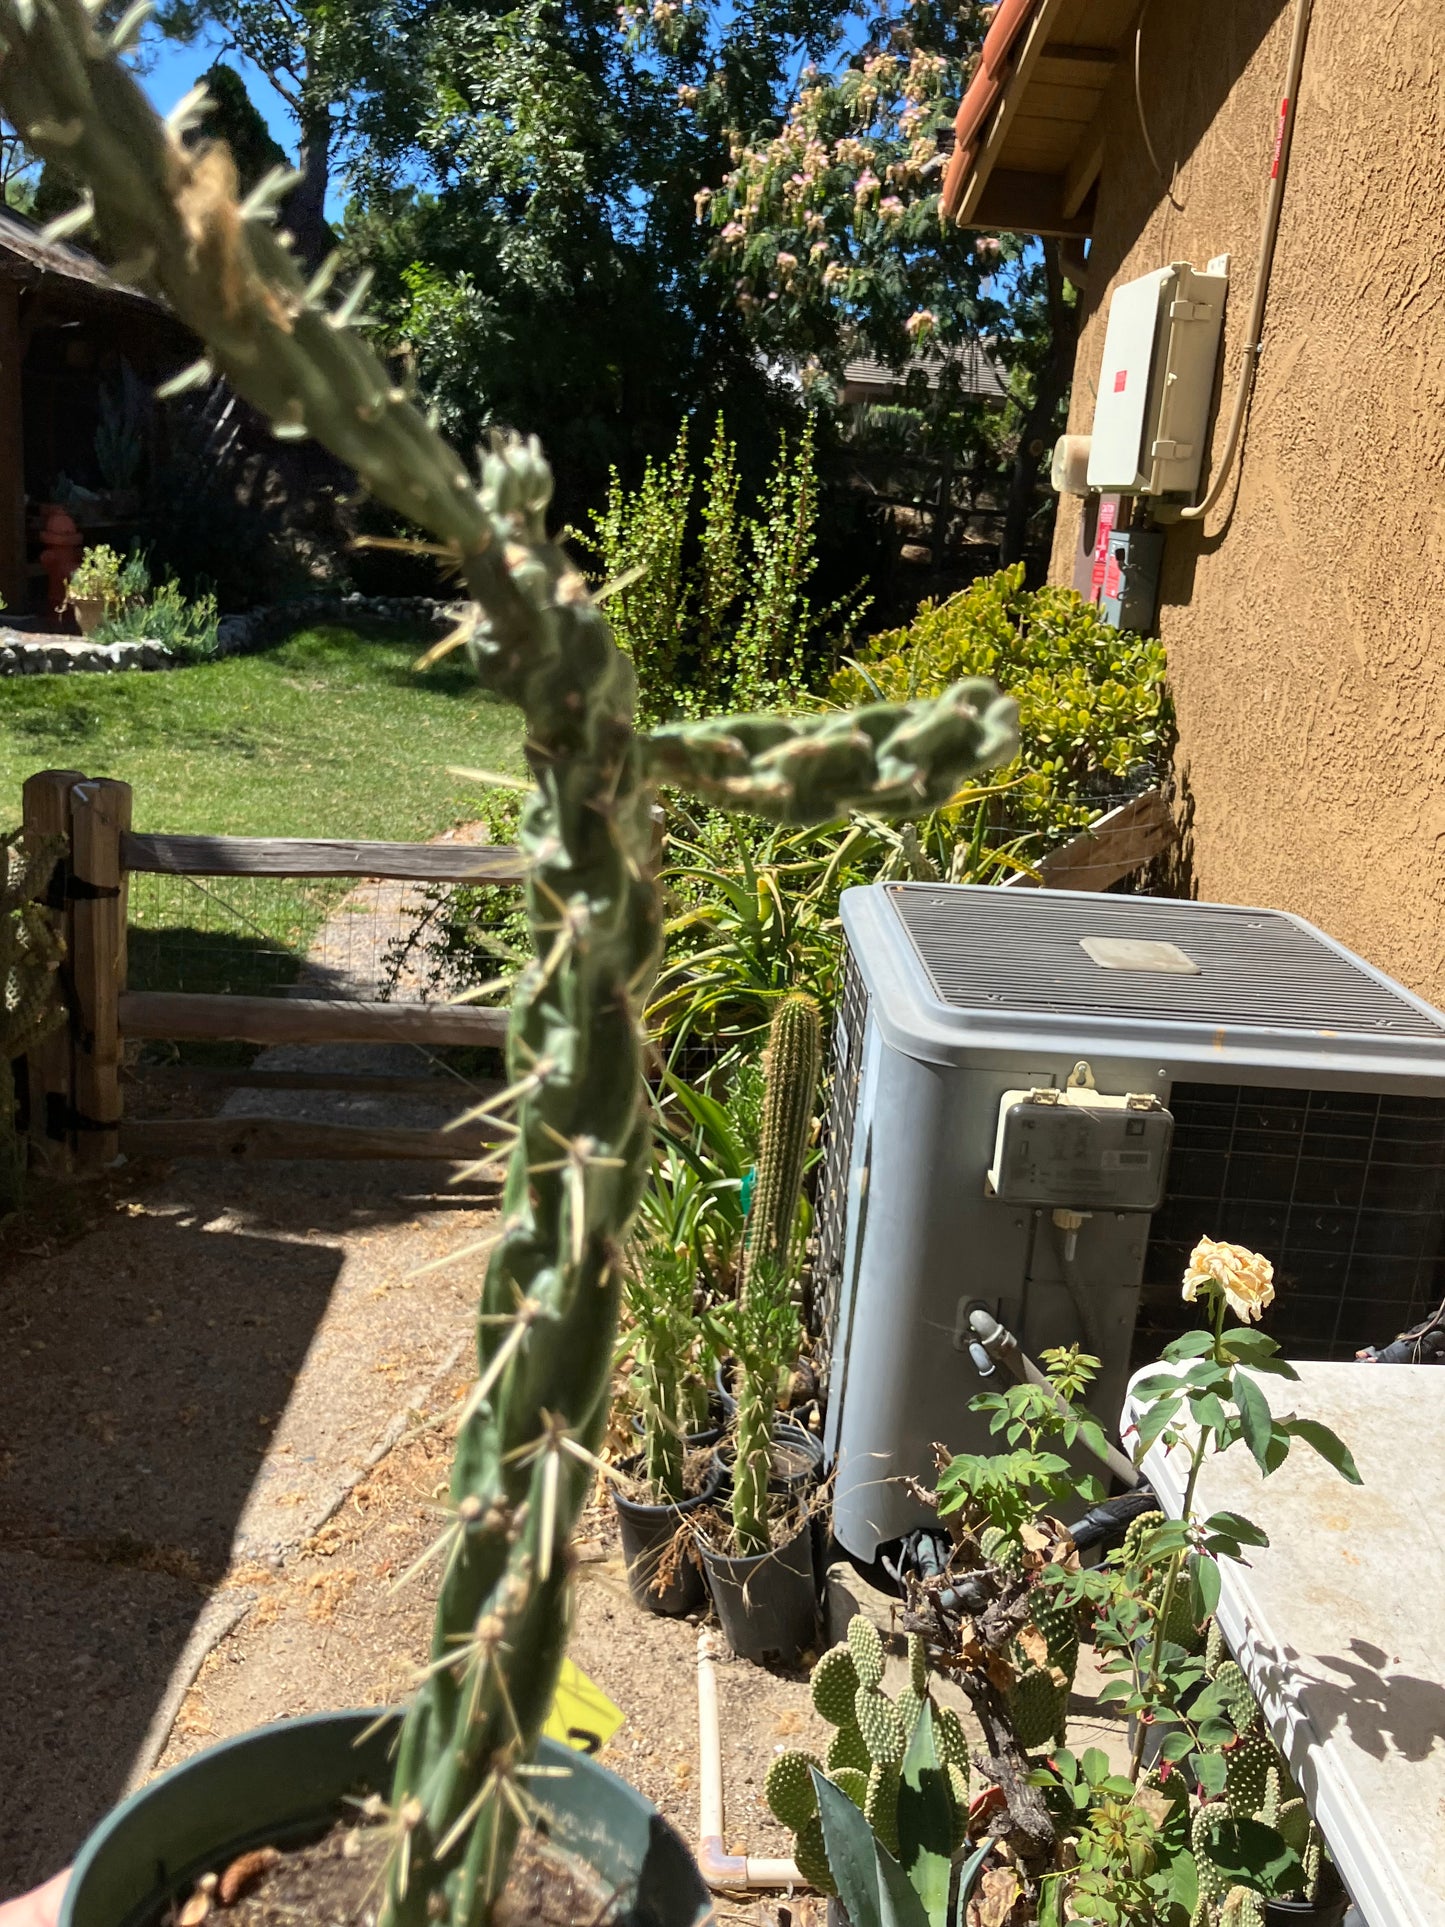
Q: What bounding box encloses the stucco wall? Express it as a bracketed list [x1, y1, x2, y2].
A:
[1051, 0, 1445, 1003]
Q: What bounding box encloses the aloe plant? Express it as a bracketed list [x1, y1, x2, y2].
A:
[0, 10, 1019, 1922]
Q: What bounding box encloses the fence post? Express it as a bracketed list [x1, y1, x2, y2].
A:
[68, 777, 132, 1173]
[21, 767, 84, 1175]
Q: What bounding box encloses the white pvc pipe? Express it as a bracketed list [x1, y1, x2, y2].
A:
[695, 1628, 803, 1891]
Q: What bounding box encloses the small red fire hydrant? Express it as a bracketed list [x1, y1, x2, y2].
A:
[38, 506, 83, 628]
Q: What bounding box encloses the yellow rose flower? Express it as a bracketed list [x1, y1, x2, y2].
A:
[1182, 1237, 1275, 1324]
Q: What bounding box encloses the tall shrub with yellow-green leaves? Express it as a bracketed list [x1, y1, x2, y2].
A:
[0, 11, 1016, 1923]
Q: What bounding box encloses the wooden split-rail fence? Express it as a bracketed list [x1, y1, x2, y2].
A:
[18, 768, 1173, 1175]
[21, 768, 526, 1173]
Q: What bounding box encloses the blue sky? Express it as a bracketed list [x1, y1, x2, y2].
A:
[142, 26, 302, 170]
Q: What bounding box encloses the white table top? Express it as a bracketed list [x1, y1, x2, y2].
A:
[1122, 1361, 1445, 1927]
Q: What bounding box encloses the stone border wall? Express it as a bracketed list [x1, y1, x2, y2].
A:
[0, 595, 453, 676]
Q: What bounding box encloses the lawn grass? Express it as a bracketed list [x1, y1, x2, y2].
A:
[0, 625, 524, 838]
[0, 626, 527, 1008]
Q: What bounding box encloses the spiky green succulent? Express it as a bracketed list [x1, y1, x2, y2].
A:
[0, 9, 1019, 1924]
[769, 1629, 977, 1899]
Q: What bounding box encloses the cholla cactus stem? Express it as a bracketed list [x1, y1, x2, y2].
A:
[0, 10, 1018, 1923]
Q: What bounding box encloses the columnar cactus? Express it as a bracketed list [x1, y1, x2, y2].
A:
[741, 989, 822, 1292]
[729, 989, 823, 1555]
[0, 9, 1018, 1923]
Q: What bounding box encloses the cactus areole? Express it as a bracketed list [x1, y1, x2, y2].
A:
[0, 7, 1019, 1921]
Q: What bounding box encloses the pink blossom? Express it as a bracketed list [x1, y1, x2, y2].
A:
[905, 309, 936, 338]
[853, 168, 880, 201]
[878, 195, 904, 219]
[775, 250, 799, 271]
[721, 221, 746, 244]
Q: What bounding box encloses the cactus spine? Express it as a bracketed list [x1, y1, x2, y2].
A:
[0, 11, 1017, 1922]
[742, 991, 822, 1291]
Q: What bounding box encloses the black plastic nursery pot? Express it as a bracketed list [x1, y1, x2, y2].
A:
[613, 1450, 724, 1616]
[700, 1513, 819, 1666]
[60, 1708, 714, 1927]
[1264, 1889, 1351, 1927]
[712, 1420, 824, 1504]
[630, 1399, 725, 1453]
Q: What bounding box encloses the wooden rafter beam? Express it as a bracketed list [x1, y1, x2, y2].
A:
[958, 0, 1073, 226]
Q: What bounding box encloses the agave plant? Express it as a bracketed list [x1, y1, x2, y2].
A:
[0, 10, 1019, 1923]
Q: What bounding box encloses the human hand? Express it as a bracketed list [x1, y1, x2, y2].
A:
[0, 1871, 69, 1927]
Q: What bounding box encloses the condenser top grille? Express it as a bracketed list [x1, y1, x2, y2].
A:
[886, 886, 1445, 1039]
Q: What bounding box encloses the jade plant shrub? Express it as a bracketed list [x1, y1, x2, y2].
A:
[831, 563, 1172, 844]
[0, 12, 1018, 1923]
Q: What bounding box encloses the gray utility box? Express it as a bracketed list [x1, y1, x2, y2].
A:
[817, 882, 1445, 1563]
[1097, 527, 1163, 634]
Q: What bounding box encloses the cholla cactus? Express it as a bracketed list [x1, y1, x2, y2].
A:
[0, 9, 1017, 1924]
[2, 829, 64, 1210]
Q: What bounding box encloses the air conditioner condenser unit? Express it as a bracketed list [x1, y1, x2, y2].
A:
[817, 883, 1445, 1565]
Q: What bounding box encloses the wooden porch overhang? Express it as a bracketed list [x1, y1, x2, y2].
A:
[940, 0, 1144, 237]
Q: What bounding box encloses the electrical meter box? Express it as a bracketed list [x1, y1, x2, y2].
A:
[1098, 527, 1164, 633]
[1086, 261, 1229, 499]
[987, 1087, 1174, 1212]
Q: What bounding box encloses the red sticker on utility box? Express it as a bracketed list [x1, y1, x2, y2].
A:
[1113, 369, 1128, 392]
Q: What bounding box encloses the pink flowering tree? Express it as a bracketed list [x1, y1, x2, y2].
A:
[623, 0, 1075, 566]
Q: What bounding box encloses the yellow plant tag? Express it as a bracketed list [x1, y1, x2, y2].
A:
[542, 1658, 625, 1754]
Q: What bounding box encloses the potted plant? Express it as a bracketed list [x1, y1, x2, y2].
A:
[699, 991, 825, 1662]
[0, 10, 1017, 1922]
[613, 1147, 723, 1615]
[60, 542, 125, 635]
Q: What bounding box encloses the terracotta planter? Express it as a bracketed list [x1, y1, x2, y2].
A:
[69, 596, 107, 637]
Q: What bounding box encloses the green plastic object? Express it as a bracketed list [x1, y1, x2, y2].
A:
[61, 1710, 714, 1927]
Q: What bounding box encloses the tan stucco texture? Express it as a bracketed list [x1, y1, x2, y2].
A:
[1051, 0, 1445, 1003]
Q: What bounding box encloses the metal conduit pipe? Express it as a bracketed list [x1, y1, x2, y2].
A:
[968, 1307, 1141, 1490]
[696, 1628, 802, 1891]
[1179, 0, 1314, 521]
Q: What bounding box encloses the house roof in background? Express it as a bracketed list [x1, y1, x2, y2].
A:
[841, 339, 1009, 403]
[0, 207, 164, 312]
[941, 0, 1142, 236]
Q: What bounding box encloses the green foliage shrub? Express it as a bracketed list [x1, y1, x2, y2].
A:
[831, 563, 1171, 835]
[95, 559, 220, 662]
[575, 412, 868, 723]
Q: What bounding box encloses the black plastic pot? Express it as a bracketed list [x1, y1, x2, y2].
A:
[60, 1708, 713, 1927]
[712, 1419, 824, 1502]
[629, 1397, 725, 1453]
[613, 1450, 724, 1616]
[1265, 1890, 1350, 1927]
[701, 1513, 819, 1666]
[715, 1355, 738, 1418]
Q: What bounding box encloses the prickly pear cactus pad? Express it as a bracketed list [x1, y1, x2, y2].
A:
[0, 9, 1019, 1924]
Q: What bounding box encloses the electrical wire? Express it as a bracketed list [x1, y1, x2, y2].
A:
[1133, 0, 1185, 213]
[1181, 0, 1315, 522]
